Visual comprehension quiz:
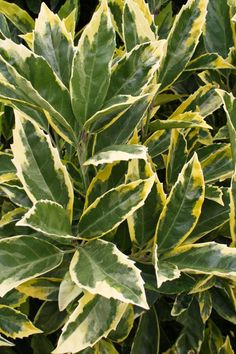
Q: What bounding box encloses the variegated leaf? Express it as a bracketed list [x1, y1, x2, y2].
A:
[151, 112, 212, 130]
[70, 0, 115, 124]
[144, 129, 171, 158]
[0, 0, 34, 33]
[0, 182, 32, 208]
[108, 304, 134, 342]
[53, 293, 127, 354]
[0, 305, 41, 339]
[186, 189, 230, 243]
[95, 339, 119, 353]
[205, 184, 224, 205]
[0, 334, 14, 347]
[0, 236, 63, 297]
[204, 0, 233, 58]
[123, 0, 155, 52]
[17, 278, 60, 301]
[17, 200, 71, 237]
[58, 272, 82, 312]
[84, 144, 147, 166]
[229, 171, 236, 246]
[78, 176, 155, 240]
[186, 53, 234, 71]
[108, 0, 124, 38]
[217, 89, 236, 165]
[157, 0, 208, 90]
[219, 336, 234, 354]
[163, 242, 236, 278]
[210, 286, 236, 324]
[126, 160, 166, 247]
[0, 38, 76, 141]
[155, 154, 204, 253]
[0, 152, 16, 183]
[0, 289, 27, 308]
[166, 129, 188, 189]
[11, 113, 74, 220]
[197, 291, 212, 323]
[70, 239, 148, 308]
[33, 3, 74, 87]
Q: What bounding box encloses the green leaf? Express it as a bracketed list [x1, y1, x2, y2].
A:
[108, 304, 134, 342]
[11, 114, 74, 221]
[53, 293, 127, 353]
[0, 0, 34, 33]
[34, 301, 67, 335]
[17, 277, 60, 301]
[70, 0, 116, 124]
[157, 0, 208, 90]
[131, 306, 159, 354]
[0, 236, 63, 297]
[58, 0, 79, 20]
[70, 239, 148, 308]
[166, 129, 188, 189]
[186, 189, 230, 243]
[58, 272, 82, 311]
[210, 286, 236, 325]
[163, 242, 236, 278]
[0, 305, 41, 339]
[95, 340, 119, 354]
[126, 160, 166, 247]
[186, 53, 234, 71]
[84, 144, 147, 166]
[31, 334, 54, 354]
[155, 154, 204, 253]
[78, 176, 155, 240]
[155, 2, 173, 39]
[204, 0, 233, 58]
[123, 0, 155, 52]
[105, 42, 164, 101]
[17, 200, 71, 237]
[33, 3, 74, 87]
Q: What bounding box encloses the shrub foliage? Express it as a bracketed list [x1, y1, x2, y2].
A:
[0, 0, 235, 353]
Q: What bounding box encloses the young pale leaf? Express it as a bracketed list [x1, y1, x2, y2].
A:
[219, 337, 234, 354]
[204, 0, 233, 58]
[0, 305, 41, 339]
[17, 200, 71, 237]
[123, 0, 155, 52]
[70, 0, 115, 124]
[163, 242, 236, 278]
[186, 53, 234, 71]
[153, 246, 181, 288]
[0, 334, 14, 347]
[17, 277, 60, 301]
[0, 236, 63, 297]
[33, 3, 74, 87]
[58, 272, 82, 312]
[217, 90, 236, 165]
[229, 171, 236, 246]
[78, 176, 155, 240]
[11, 114, 74, 220]
[157, 0, 208, 90]
[0, 0, 34, 33]
[70, 239, 148, 309]
[155, 154, 204, 253]
[166, 130, 188, 189]
[84, 145, 147, 166]
[53, 293, 127, 354]
[131, 306, 159, 354]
